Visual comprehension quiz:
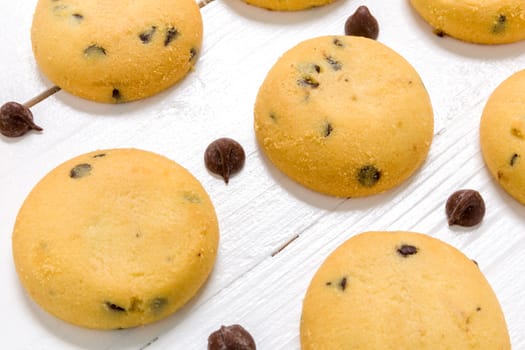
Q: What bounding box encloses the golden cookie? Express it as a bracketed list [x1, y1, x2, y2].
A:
[31, 0, 202, 103]
[301, 231, 510, 349]
[12, 149, 219, 329]
[254, 36, 433, 197]
[481, 69, 525, 204]
[242, 0, 335, 11]
[409, 0, 525, 44]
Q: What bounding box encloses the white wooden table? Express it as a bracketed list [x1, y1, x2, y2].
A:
[1, 0, 524, 348]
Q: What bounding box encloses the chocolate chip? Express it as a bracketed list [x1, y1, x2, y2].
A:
[323, 122, 333, 137]
[493, 14, 506, 33]
[333, 38, 344, 47]
[345, 6, 379, 40]
[472, 259, 479, 267]
[297, 76, 319, 88]
[204, 138, 245, 184]
[208, 324, 256, 350]
[433, 29, 446, 37]
[325, 55, 342, 71]
[269, 113, 277, 121]
[313, 64, 321, 73]
[150, 298, 168, 313]
[164, 27, 179, 46]
[93, 153, 106, 158]
[84, 44, 106, 57]
[510, 153, 520, 166]
[325, 281, 332, 286]
[105, 301, 126, 312]
[70, 163, 92, 179]
[476, 307, 482, 312]
[0, 102, 43, 137]
[397, 244, 418, 257]
[339, 277, 347, 291]
[139, 26, 157, 44]
[189, 47, 197, 61]
[446, 189, 485, 227]
[72, 13, 83, 21]
[357, 165, 381, 187]
[112, 88, 121, 101]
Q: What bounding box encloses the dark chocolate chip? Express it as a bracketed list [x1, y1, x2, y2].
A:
[397, 244, 418, 257]
[269, 112, 277, 121]
[189, 47, 197, 61]
[70, 163, 92, 179]
[344, 6, 379, 40]
[333, 38, 344, 47]
[93, 153, 106, 158]
[472, 259, 479, 267]
[339, 277, 347, 291]
[0, 101, 43, 137]
[150, 298, 168, 313]
[297, 76, 319, 88]
[208, 324, 256, 350]
[323, 122, 333, 137]
[139, 26, 157, 44]
[204, 138, 245, 184]
[105, 301, 126, 312]
[325, 55, 342, 71]
[510, 153, 520, 166]
[357, 165, 381, 187]
[325, 281, 332, 286]
[476, 307, 482, 312]
[72, 13, 83, 21]
[112, 88, 121, 101]
[446, 189, 485, 227]
[493, 14, 506, 33]
[164, 27, 179, 46]
[84, 44, 106, 57]
[313, 64, 321, 73]
[433, 29, 446, 37]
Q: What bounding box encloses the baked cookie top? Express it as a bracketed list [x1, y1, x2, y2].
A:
[301, 231, 510, 349]
[254, 36, 433, 197]
[409, 0, 525, 44]
[241, 0, 336, 11]
[31, 0, 202, 103]
[480, 69, 525, 204]
[12, 149, 219, 329]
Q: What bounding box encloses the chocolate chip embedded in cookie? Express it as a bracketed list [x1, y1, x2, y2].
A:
[12, 149, 219, 329]
[301, 231, 511, 349]
[254, 36, 433, 197]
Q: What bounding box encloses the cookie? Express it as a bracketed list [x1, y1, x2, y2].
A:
[242, 0, 334, 11]
[480, 70, 525, 204]
[12, 149, 219, 329]
[409, 0, 525, 44]
[301, 231, 511, 349]
[31, 0, 202, 103]
[254, 36, 433, 197]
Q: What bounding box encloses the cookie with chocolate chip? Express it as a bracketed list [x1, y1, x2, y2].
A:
[301, 231, 510, 349]
[410, 0, 525, 44]
[12, 149, 219, 329]
[31, 0, 202, 103]
[254, 36, 433, 197]
[481, 69, 525, 204]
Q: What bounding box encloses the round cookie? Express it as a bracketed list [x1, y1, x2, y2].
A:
[242, 0, 335, 11]
[301, 231, 511, 349]
[12, 149, 219, 329]
[480, 70, 525, 204]
[31, 0, 202, 103]
[409, 0, 525, 44]
[254, 36, 433, 197]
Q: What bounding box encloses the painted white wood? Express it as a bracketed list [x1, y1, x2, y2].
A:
[1, 0, 524, 348]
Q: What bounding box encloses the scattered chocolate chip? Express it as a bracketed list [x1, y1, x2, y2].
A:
[493, 14, 506, 33]
[150, 298, 168, 313]
[164, 26, 179, 46]
[208, 324, 256, 350]
[357, 165, 381, 187]
[333, 38, 344, 47]
[297, 76, 319, 88]
[0, 101, 43, 137]
[446, 189, 485, 227]
[204, 138, 245, 184]
[323, 122, 333, 137]
[339, 277, 347, 291]
[433, 28, 446, 37]
[84, 44, 106, 57]
[397, 244, 418, 257]
[344, 6, 379, 40]
[325, 55, 342, 71]
[313, 64, 321, 73]
[325, 281, 332, 286]
[269, 113, 277, 121]
[72, 13, 83, 21]
[112, 88, 121, 101]
[189, 47, 197, 61]
[139, 26, 157, 44]
[70, 163, 92, 179]
[93, 153, 106, 158]
[476, 307, 482, 312]
[105, 301, 126, 312]
[472, 259, 479, 267]
[510, 153, 520, 166]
